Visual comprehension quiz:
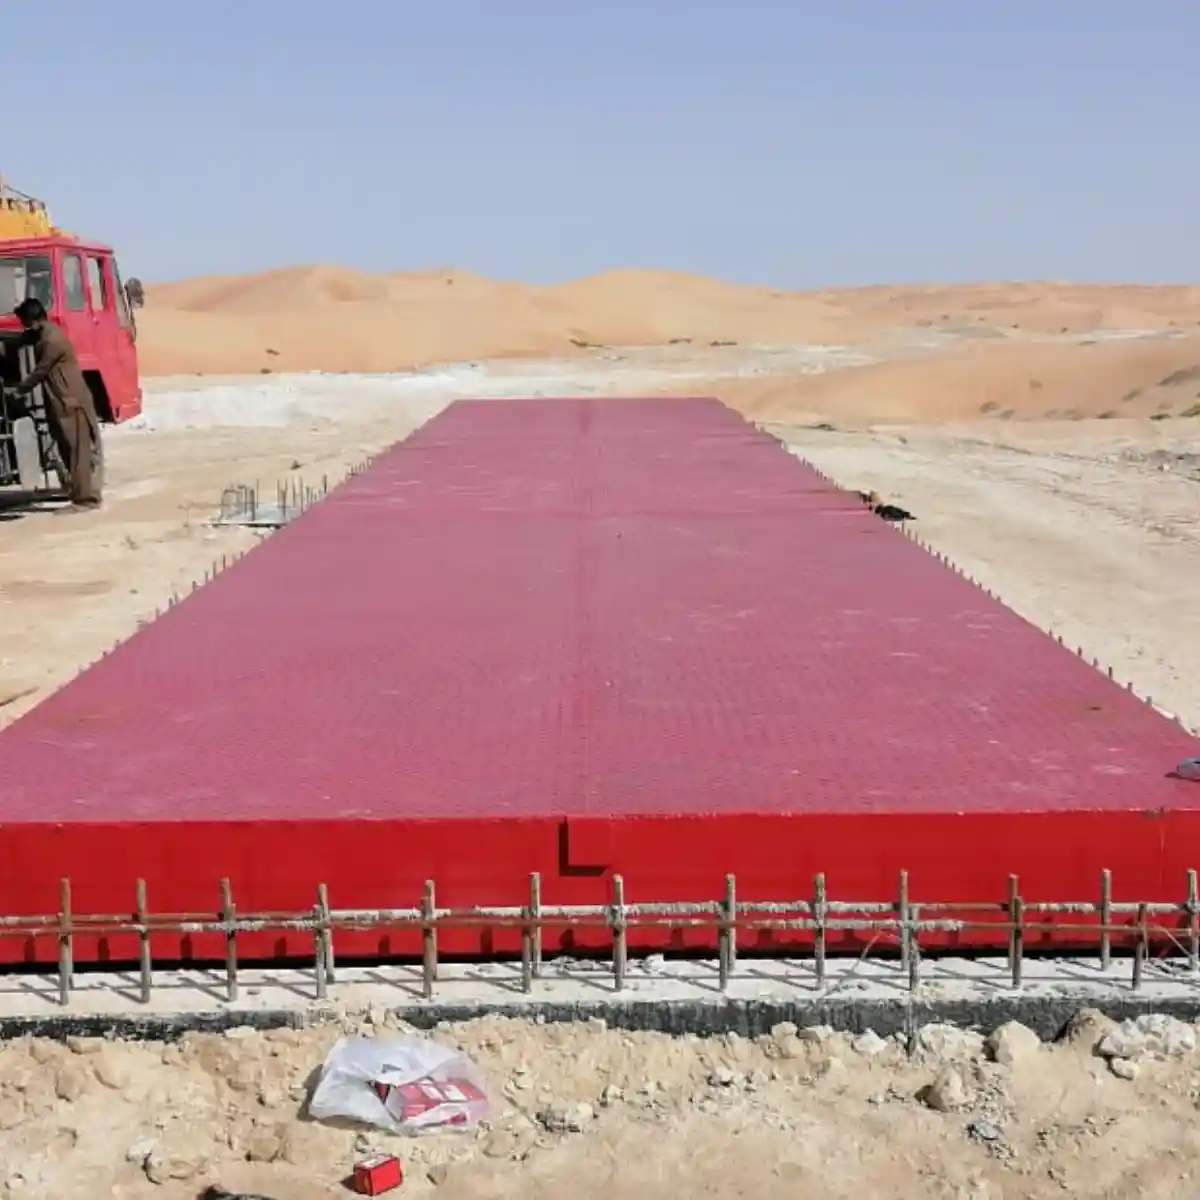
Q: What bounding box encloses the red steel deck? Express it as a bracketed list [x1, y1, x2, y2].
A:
[0, 396, 1197, 964]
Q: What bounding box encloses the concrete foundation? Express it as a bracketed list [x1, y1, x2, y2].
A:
[4, 954, 1199, 1044]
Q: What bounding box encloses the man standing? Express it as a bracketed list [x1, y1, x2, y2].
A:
[11, 297, 102, 511]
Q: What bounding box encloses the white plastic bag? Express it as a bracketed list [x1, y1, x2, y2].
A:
[308, 1036, 489, 1134]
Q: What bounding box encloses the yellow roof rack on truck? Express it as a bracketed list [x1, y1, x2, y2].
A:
[0, 176, 64, 240]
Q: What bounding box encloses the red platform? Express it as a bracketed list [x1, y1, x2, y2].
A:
[0, 396, 1197, 964]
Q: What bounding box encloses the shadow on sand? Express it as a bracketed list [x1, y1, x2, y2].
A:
[0, 488, 69, 522]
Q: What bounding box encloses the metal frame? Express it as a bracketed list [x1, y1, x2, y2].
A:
[216, 467, 379, 529]
[2, 869, 1198, 1009]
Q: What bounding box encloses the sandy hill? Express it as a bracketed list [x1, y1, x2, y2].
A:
[138, 266, 1200, 423]
[711, 339, 1200, 425]
[139, 265, 846, 375]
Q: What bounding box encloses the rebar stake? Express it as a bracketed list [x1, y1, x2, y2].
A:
[1188, 869, 1198, 974]
[1008, 874, 1024, 988]
[421, 881, 437, 1000]
[1100, 869, 1113, 971]
[520, 884, 535, 995]
[813, 873, 827, 989]
[136, 879, 151, 1004]
[58, 878, 72, 1008]
[221, 878, 238, 1003]
[318, 883, 335, 983]
[612, 875, 628, 992]
[718, 873, 737, 991]
[529, 872, 542, 980]
[1133, 903, 1149, 991]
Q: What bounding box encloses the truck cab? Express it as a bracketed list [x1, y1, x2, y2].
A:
[0, 235, 142, 423]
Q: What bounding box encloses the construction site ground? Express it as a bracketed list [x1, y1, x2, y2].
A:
[1, 345, 1199, 1197]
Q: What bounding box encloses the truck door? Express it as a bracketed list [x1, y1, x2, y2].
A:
[107, 256, 141, 419]
[57, 250, 96, 367]
[83, 252, 136, 419]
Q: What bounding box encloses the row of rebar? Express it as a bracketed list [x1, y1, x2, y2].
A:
[2, 869, 1198, 1008]
[217, 473, 336, 527]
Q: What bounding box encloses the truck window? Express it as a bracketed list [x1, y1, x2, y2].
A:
[62, 253, 86, 311]
[0, 255, 53, 308]
[111, 258, 132, 328]
[86, 256, 109, 311]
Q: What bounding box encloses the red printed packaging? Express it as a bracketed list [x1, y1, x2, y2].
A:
[372, 1074, 488, 1128]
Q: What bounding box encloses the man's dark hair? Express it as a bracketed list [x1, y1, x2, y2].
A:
[13, 298, 46, 325]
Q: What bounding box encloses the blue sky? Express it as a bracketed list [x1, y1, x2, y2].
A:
[6, 1, 1197, 286]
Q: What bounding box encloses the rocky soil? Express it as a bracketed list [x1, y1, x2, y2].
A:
[5, 1008, 1200, 1198]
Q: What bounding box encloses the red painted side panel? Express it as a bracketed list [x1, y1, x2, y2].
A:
[0, 397, 1195, 964]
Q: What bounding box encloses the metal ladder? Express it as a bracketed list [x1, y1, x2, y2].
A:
[2, 343, 68, 491]
[15, 340, 66, 489]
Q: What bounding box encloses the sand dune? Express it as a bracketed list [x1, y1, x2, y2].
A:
[707, 338, 1200, 425]
[138, 266, 1200, 423]
[138, 265, 843, 375]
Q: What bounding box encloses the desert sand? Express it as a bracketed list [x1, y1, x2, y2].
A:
[1, 269, 1199, 1196]
[139, 267, 1200, 425]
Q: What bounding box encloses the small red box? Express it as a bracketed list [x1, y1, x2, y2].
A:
[354, 1153, 403, 1196]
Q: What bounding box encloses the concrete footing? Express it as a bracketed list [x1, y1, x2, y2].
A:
[3, 954, 1200, 1044]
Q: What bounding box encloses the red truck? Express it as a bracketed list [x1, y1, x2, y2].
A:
[0, 183, 143, 491]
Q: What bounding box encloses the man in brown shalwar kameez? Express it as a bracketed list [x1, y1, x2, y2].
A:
[11, 298, 102, 511]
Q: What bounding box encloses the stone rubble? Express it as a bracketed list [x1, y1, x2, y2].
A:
[537, 1102, 596, 1133]
[916, 1024, 987, 1063]
[922, 1066, 974, 1112]
[0, 1008, 1199, 1196]
[1098, 1014, 1197, 1061]
[852, 1029, 888, 1056]
[985, 1020, 1041, 1066]
[1109, 1057, 1140, 1081]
